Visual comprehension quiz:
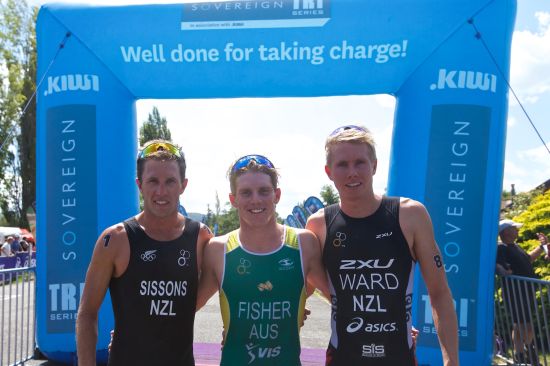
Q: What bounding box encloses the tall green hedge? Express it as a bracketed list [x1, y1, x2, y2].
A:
[513, 190, 550, 281]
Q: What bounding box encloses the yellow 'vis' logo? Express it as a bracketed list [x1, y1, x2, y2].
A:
[257, 281, 273, 291]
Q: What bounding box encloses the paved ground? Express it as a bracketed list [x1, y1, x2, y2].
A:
[25, 293, 332, 365]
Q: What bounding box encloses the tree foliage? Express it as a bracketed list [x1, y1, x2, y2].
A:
[0, 0, 37, 227]
[502, 188, 543, 220]
[139, 106, 172, 146]
[203, 198, 240, 236]
[514, 190, 550, 281]
[17, 3, 36, 228]
[217, 205, 239, 235]
[320, 184, 339, 205]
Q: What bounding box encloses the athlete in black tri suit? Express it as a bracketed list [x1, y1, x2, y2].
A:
[77, 140, 212, 366]
[322, 197, 416, 365]
[307, 126, 459, 366]
[107, 217, 199, 365]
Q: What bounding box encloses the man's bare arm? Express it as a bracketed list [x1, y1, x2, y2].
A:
[299, 229, 329, 298]
[305, 211, 330, 300]
[196, 237, 224, 311]
[403, 201, 459, 366]
[76, 226, 124, 366]
[527, 233, 548, 262]
[305, 209, 327, 248]
[196, 223, 214, 274]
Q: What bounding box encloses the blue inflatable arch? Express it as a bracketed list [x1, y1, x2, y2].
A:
[36, 1, 516, 364]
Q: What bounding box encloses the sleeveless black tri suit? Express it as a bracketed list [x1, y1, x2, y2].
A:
[108, 217, 199, 366]
[323, 197, 416, 365]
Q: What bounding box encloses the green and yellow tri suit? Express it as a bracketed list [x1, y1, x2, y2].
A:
[220, 226, 306, 366]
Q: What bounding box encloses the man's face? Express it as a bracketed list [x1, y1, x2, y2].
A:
[229, 171, 280, 226]
[137, 159, 187, 219]
[500, 226, 519, 243]
[325, 142, 377, 199]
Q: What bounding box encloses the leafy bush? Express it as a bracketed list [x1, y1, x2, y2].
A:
[512, 190, 550, 281]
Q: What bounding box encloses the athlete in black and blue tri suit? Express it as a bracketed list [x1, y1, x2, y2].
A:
[322, 197, 416, 365]
[307, 125, 459, 366]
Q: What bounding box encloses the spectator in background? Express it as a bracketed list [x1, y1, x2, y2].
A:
[19, 238, 29, 252]
[496, 219, 549, 364]
[2, 236, 13, 257]
[23, 236, 36, 252]
[497, 219, 549, 276]
[10, 234, 22, 253]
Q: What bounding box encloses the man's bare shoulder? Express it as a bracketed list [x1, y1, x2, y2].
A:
[305, 208, 325, 229]
[399, 197, 430, 219]
[398, 198, 433, 240]
[97, 222, 128, 249]
[199, 222, 213, 235]
[206, 234, 229, 252]
[87, 221, 130, 277]
[297, 229, 324, 270]
[202, 234, 228, 269]
[399, 197, 424, 208]
[104, 222, 127, 234]
[294, 227, 317, 241]
[308, 208, 326, 221]
[197, 222, 214, 243]
[291, 228, 317, 250]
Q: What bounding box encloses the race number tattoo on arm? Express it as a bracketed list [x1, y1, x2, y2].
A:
[103, 234, 111, 247]
[433, 254, 443, 268]
[202, 224, 213, 236]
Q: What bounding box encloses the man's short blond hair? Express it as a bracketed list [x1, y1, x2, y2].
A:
[325, 125, 377, 164]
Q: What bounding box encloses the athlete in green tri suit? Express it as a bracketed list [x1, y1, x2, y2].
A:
[220, 226, 305, 365]
[198, 154, 328, 366]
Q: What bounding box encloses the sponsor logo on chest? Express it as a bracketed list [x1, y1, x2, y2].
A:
[278, 257, 294, 270]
